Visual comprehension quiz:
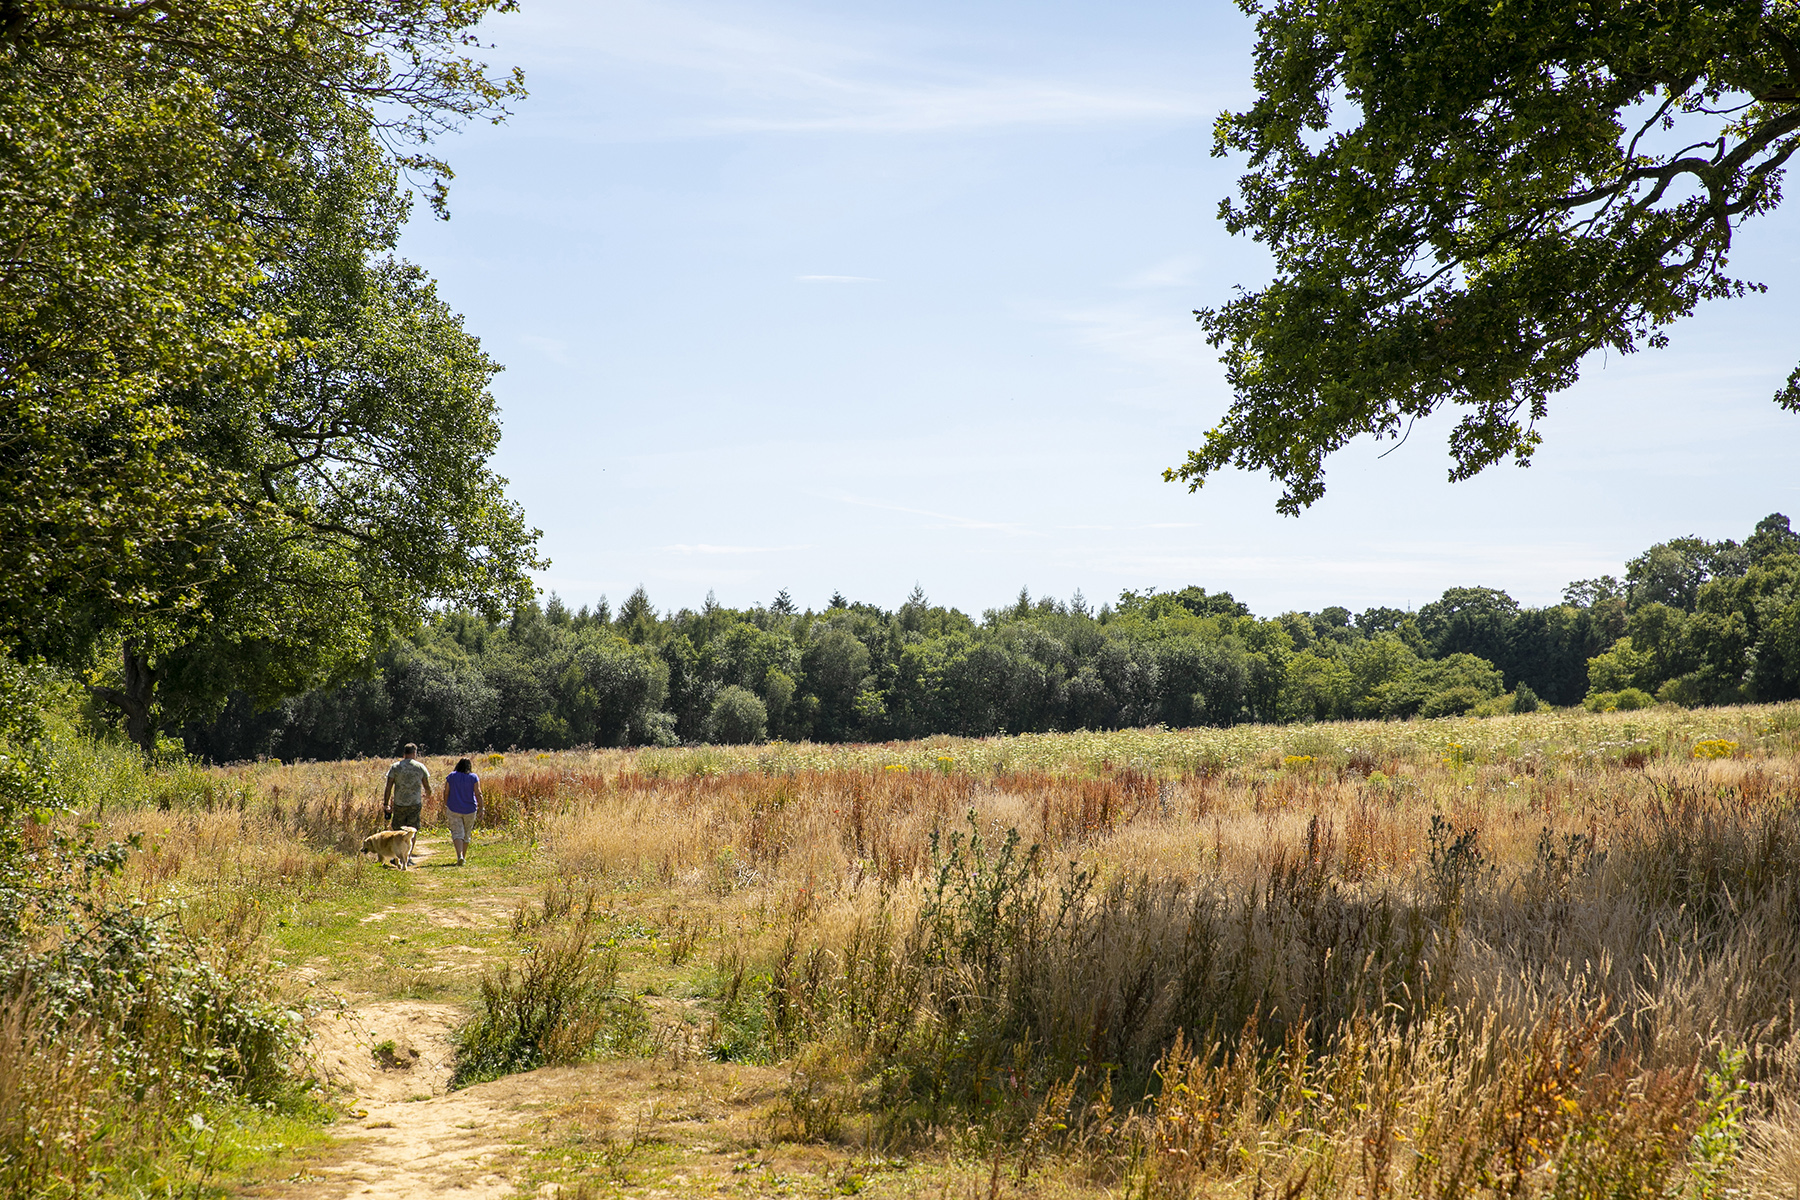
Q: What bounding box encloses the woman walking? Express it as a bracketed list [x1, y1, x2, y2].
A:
[445, 757, 482, 866]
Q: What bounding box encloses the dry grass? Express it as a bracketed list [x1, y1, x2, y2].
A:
[54, 704, 1800, 1196]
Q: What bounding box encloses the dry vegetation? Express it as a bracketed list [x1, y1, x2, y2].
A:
[19, 703, 1800, 1197]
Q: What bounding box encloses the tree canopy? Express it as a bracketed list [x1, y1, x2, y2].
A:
[1, 0, 541, 751]
[1171, 0, 1800, 512]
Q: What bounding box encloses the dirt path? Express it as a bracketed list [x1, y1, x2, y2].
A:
[280, 836, 538, 1199]
[307, 1000, 521, 1198]
[255, 835, 864, 1199]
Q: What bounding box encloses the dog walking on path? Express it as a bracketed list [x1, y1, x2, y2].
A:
[361, 827, 418, 869]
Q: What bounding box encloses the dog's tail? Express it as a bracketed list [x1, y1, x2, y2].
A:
[400, 825, 418, 834]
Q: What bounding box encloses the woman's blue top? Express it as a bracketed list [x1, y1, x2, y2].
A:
[445, 771, 479, 814]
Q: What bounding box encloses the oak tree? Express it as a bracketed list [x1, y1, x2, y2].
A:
[1, 1, 541, 751]
[1172, 0, 1800, 511]
[1, 0, 526, 663]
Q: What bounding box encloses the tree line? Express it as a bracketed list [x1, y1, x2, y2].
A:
[183, 514, 1800, 759]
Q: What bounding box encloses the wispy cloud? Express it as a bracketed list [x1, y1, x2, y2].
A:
[1042, 304, 1218, 416]
[505, 0, 1213, 140]
[660, 543, 812, 556]
[797, 274, 880, 283]
[708, 81, 1204, 135]
[1056, 521, 1204, 531]
[519, 333, 572, 365]
[836, 493, 1036, 535]
[1118, 255, 1207, 289]
[1061, 306, 1211, 376]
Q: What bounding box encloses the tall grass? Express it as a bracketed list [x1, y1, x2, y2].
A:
[723, 757, 1800, 1195]
[451, 882, 648, 1087]
[44, 703, 1800, 1196]
[491, 711, 1800, 1195]
[0, 834, 311, 1198]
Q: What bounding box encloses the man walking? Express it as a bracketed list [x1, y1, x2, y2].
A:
[382, 743, 433, 868]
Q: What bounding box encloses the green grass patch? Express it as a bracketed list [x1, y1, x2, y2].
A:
[116, 1095, 340, 1199]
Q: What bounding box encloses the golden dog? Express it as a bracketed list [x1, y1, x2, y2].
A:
[361, 826, 418, 870]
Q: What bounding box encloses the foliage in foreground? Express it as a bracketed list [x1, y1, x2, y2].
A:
[450, 883, 648, 1088]
[0, 667, 315, 1198]
[26, 701, 1800, 1197]
[446, 710, 1800, 1197]
[742, 787, 1799, 1196]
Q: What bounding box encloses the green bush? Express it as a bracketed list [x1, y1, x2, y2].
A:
[3, 668, 311, 1198]
[1585, 687, 1657, 712]
[705, 685, 767, 745]
[1421, 685, 1484, 717]
[452, 905, 646, 1087]
[633, 709, 681, 747]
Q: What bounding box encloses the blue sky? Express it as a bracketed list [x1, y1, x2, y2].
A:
[398, 0, 1800, 619]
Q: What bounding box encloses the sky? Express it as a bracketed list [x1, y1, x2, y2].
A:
[396, 0, 1800, 620]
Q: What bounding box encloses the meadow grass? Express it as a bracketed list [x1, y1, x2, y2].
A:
[24, 702, 1800, 1197]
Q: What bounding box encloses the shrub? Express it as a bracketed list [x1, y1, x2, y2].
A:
[452, 895, 646, 1087]
[634, 709, 681, 747]
[1421, 685, 1483, 717]
[1586, 687, 1657, 712]
[705, 686, 767, 745]
[1513, 681, 1540, 713]
[1, 803, 307, 1196]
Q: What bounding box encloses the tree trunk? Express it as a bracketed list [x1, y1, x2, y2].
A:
[91, 641, 159, 757]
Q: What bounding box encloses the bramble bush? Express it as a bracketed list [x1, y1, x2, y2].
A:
[1, 664, 312, 1197]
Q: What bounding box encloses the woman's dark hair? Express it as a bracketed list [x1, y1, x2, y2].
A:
[455, 757, 473, 774]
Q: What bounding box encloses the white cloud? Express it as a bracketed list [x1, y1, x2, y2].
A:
[660, 543, 812, 556]
[1118, 255, 1207, 289]
[499, 0, 1214, 140]
[797, 274, 880, 282]
[1061, 306, 1211, 376]
[518, 333, 572, 364]
[1042, 304, 1219, 416]
[835, 494, 1036, 536]
[707, 82, 1204, 135]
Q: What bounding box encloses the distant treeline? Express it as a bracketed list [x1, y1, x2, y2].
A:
[184, 514, 1800, 759]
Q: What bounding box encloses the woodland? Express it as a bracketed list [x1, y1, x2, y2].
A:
[181, 514, 1800, 760]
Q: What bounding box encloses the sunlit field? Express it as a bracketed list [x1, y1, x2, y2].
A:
[21, 703, 1800, 1197]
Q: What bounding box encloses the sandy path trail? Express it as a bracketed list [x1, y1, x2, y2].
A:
[292, 837, 536, 1200]
[306, 1000, 525, 1199]
[262, 835, 798, 1199]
